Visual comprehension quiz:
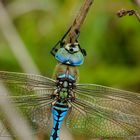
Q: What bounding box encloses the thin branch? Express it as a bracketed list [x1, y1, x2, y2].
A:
[0, 1, 40, 74]
[117, 9, 140, 22]
[6, 0, 54, 18]
[66, 0, 93, 44]
[51, 0, 93, 56]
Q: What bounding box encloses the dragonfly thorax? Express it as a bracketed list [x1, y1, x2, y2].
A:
[52, 63, 77, 101]
[59, 88, 68, 99]
[54, 63, 79, 82]
[54, 79, 76, 101]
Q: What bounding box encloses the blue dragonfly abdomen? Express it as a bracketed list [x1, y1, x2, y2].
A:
[50, 101, 69, 140]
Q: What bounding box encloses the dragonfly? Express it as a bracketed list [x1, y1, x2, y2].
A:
[0, 32, 140, 140]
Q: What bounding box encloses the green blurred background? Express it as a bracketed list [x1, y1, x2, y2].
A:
[0, 0, 140, 139]
[0, 0, 140, 91]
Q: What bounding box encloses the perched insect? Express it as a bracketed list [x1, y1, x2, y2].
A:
[0, 29, 140, 140]
[0, 42, 140, 140]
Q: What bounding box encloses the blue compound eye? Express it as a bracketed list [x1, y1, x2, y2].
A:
[55, 42, 84, 66]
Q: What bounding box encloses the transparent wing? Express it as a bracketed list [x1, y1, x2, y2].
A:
[0, 71, 56, 136]
[77, 84, 140, 106]
[0, 71, 55, 87]
[66, 84, 140, 139]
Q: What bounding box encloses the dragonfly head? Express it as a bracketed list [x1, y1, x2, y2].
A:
[52, 42, 86, 66]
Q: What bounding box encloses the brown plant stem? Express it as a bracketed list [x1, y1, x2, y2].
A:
[66, 0, 93, 44]
[117, 9, 140, 22]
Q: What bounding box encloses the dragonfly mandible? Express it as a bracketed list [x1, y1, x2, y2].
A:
[0, 35, 140, 140]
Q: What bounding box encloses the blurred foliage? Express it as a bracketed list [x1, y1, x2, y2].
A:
[0, 0, 140, 91]
[0, 0, 140, 140]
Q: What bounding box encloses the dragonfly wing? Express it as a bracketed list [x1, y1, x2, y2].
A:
[0, 71, 55, 87]
[76, 84, 140, 108]
[0, 71, 56, 136]
[76, 84, 140, 116]
[66, 84, 140, 139]
[0, 96, 53, 137]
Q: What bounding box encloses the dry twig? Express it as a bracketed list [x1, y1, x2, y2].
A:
[51, 0, 93, 56]
[66, 0, 93, 44]
[117, 9, 140, 22]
